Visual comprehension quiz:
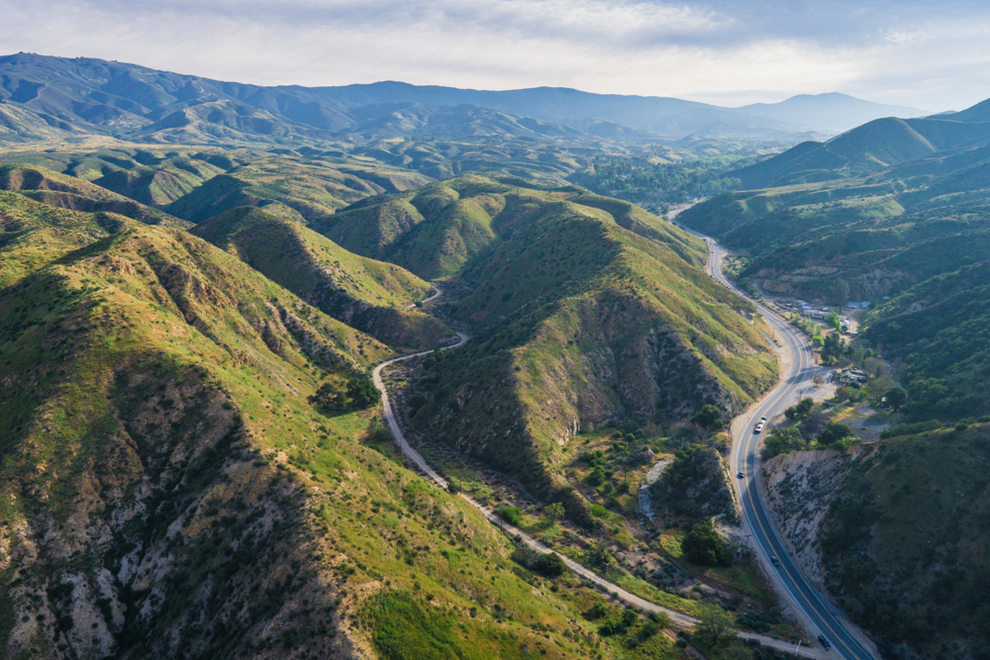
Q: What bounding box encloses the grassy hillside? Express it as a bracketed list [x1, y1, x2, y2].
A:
[731, 101, 990, 189]
[164, 153, 430, 223]
[0, 162, 188, 227]
[0, 145, 433, 223]
[679, 143, 990, 303]
[863, 261, 990, 422]
[695, 104, 990, 660]
[317, 175, 701, 280]
[193, 206, 448, 350]
[0, 191, 704, 659]
[363, 176, 779, 516]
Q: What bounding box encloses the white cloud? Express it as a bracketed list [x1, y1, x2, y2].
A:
[0, 0, 987, 109]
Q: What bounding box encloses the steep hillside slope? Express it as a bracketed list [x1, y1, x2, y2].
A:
[193, 206, 447, 350]
[316, 175, 699, 280]
[0, 203, 383, 657]
[681, 102, 990, 660]
[335, 176, 779, 515]
[0, 196, 674, 659]
[764, 431, 990, 659]
[864, 261, 990, 421]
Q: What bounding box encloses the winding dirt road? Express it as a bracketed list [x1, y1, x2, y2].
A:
[370, 284, 826, 658]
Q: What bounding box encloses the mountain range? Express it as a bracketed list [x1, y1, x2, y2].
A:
[3, 49, 988, 660]
[0, 52, 923, 147]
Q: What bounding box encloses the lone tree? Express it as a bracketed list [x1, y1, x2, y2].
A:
[785, 397, 814, 421]
[696, 606, 736, 647]
[347, 374, 380, 408]
[681, 520, 731, 566]
[533, 552, 566, 578]
[821, 333, 845, 365]
[691, 404, 724, 431]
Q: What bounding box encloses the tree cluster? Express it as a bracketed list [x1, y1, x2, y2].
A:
[308, 373, 379, 413]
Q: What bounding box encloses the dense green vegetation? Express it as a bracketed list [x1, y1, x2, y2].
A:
[865, 261, 990, 422]
[567, 153, 745, 214]
[681, 521, 731, 567]
[379, 174, 776, 520]
[0, 167, 701, 659]
[652, 443, 734, 523]
[817, 428, 990, 659]
[684, 97, 990, 659]
[192, 206, 447, 350]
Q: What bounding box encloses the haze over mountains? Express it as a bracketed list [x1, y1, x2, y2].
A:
[0, 53, 923, 147]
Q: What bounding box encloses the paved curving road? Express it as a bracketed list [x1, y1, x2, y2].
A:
[371, 284, 827, 659]
[695, 235, 879, 660]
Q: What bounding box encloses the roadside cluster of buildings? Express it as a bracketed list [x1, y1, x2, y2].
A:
[776, 299, 857, 334]
[833, 368, 869, 386]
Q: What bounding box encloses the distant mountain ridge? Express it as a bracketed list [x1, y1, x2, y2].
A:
[317, 83, 923, 138]
[730, 98, 990, 188]
[0, 52, 924, 146]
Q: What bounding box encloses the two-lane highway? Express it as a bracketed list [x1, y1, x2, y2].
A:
[700, 236, 878, 659]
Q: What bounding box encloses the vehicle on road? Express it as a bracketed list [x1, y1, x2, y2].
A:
[737, 472, 745, 478]
[818, 634, 831, 650]
[754, 420, 765, 433]
[770, 555, 781, 567]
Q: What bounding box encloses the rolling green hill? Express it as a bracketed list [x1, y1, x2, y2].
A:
[687, 102, 990, 660]
[315, 175, 700, 280]
[338, 176, 780, 515]
[863, 261, 990, 422]
[0, 145, 434, 224]
[679, 138, 990, 304]
[731, 99, 990, 189]
[0, 192, 677, 659]
[193, 206, 448, 350]
[0, 163, 188, 227]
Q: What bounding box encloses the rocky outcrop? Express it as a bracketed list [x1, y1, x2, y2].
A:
[760, 446, 871, 590]
[1, 360, 355, 659]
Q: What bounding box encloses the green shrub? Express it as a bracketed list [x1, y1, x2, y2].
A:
[533, 552, 566, 578]
[681, 520, 731, 566]
[496, 505, 522, 526]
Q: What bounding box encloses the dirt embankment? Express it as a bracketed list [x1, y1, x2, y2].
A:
[759, 445, 873, 589]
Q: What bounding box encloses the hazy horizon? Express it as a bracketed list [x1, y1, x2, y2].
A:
[2, 1, 988, 115]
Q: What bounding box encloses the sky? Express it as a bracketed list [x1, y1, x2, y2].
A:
[2, 0, 989, 111]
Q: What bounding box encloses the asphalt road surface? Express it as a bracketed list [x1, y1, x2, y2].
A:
[697, 235, 878, 660]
